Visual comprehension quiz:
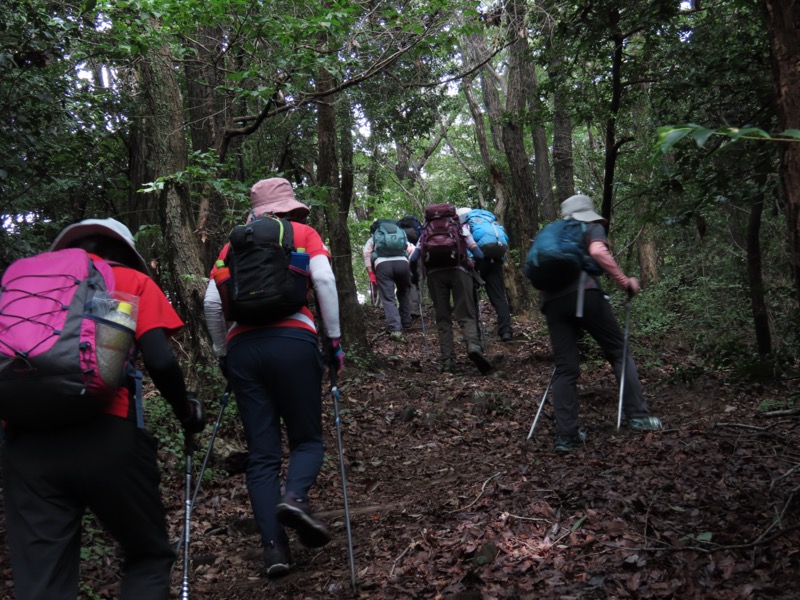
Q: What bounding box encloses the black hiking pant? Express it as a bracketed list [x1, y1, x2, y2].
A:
[475, 257, 512, 338]
[544, 289, 651, 438]
[2, 416, 175, 600]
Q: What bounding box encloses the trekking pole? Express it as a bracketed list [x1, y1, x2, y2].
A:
[330, 368, 357, 593]
[190, 383, 231, 507]
[616, 293, 633, 430]
[180, 432, 196, 600]
[174, 384, 232, 560]
[527, 367, 556, 440]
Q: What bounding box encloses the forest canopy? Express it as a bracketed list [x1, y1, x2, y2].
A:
[1, 0, 799, 390]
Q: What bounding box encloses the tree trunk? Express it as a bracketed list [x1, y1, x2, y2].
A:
[316, 67, 368, 355]
[183, 27, 232, 272]
[763, 0, 800, 307]
[601, 21, 625, 227]
[524, 62, 555, 222]
[747, 194, 772, 355]
[461, 74, 509, 213]
[501, 0, 537, 312]
[133, 34, 211, 380]
[550, 58, 575, 206]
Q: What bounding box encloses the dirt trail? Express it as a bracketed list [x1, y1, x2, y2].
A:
[2, 302, 798, 599]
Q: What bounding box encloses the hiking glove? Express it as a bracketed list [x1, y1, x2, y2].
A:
[217, 355, 229, 379]
[368, 271, 377, 285]
[181, 392, 207, 435]
[328, 338, 345, 375]
[626, 277, 640, 296]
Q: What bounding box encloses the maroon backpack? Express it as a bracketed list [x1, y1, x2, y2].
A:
[421, 203, 467, 269]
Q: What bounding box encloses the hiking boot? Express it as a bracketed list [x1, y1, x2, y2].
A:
[389, 330, 406, 342]
[554, 431, 587, 453]
[276, 494, 331, 548]
[628, 416, 663, 431]
[467, 343, 492, 374]
[440, 358, 456, 373]
[500, 332, 513, 342]
[264, 541, 291, 578]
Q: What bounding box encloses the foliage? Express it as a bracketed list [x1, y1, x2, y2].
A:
[656, 124, 800, 155]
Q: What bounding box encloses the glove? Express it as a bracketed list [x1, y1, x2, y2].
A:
[181, 392, 207, 435]
[218, 355, 229, 379]
[368, 271, 377, 285]
[626, 277, 641, 296]
[327, 338, 345, 375]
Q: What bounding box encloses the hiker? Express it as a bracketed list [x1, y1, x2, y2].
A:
[204, 177, 344, 577]
[409, 203, 491, 375]
[1, 218, 206, 599]
[397, 215, 424, 314]
[363, 218, 416, 342]
[532, 194, 661, 453]
[457, 207, 514, 342]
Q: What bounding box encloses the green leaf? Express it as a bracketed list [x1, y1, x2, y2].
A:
[572, 515, 588, 531]
[695, 531, 713, 542]
[656, 126, 692, 154]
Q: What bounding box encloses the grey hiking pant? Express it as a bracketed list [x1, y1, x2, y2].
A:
[544, 289, 650, 438]
[427, 267, 481, 361]
[375, 258, 412, 331]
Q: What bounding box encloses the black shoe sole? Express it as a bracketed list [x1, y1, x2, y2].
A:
[266, 561, 291, 578]
[468, 350, 492, 374]
[276, 503, 331, 548]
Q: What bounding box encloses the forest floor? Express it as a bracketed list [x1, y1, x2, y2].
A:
[1, 297, 800, 599]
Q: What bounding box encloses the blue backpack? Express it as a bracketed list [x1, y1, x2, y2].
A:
[464, 209, 509, 259]
[524, 219, 600, 291]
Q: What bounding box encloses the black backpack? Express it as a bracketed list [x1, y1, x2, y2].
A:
[222, 216, 310, 325]
[397, 215, 423, 244]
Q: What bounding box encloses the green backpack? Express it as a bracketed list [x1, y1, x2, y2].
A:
[371, 219, 408, 260]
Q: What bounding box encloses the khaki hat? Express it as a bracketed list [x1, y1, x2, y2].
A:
[561, 194, 606, 224]
[50, 218, 149, 274]
[249, 178, 310, 222]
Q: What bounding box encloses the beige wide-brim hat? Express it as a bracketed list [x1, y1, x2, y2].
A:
[561, 194, 606, 224]
[50, 218, 150, 274]
[249, 178, 310, 222]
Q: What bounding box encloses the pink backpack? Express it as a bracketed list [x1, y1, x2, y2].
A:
[0, 248, 134, 427]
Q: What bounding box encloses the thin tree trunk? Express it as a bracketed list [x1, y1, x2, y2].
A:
[526, 79, 555, 222]
[747, 194, 772, 355]
[316, 66, 368, 354]
[601, 20, 625, 226]
[550, 58, 575, 206]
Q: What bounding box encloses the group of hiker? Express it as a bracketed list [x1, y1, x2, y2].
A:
[363, 204, 514, 374]
[0, 177, 661, 597]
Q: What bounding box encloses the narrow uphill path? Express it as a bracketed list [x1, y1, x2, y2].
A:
[1, 297, 798, 599]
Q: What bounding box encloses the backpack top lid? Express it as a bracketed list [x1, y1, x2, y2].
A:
[49, 218, 149, 274]
[424, 203, 457, 221]
[370, 218, 398, 235]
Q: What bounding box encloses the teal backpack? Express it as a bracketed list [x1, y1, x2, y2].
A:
[371, 219, 408, 260]
[524, 219, 600, 291]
